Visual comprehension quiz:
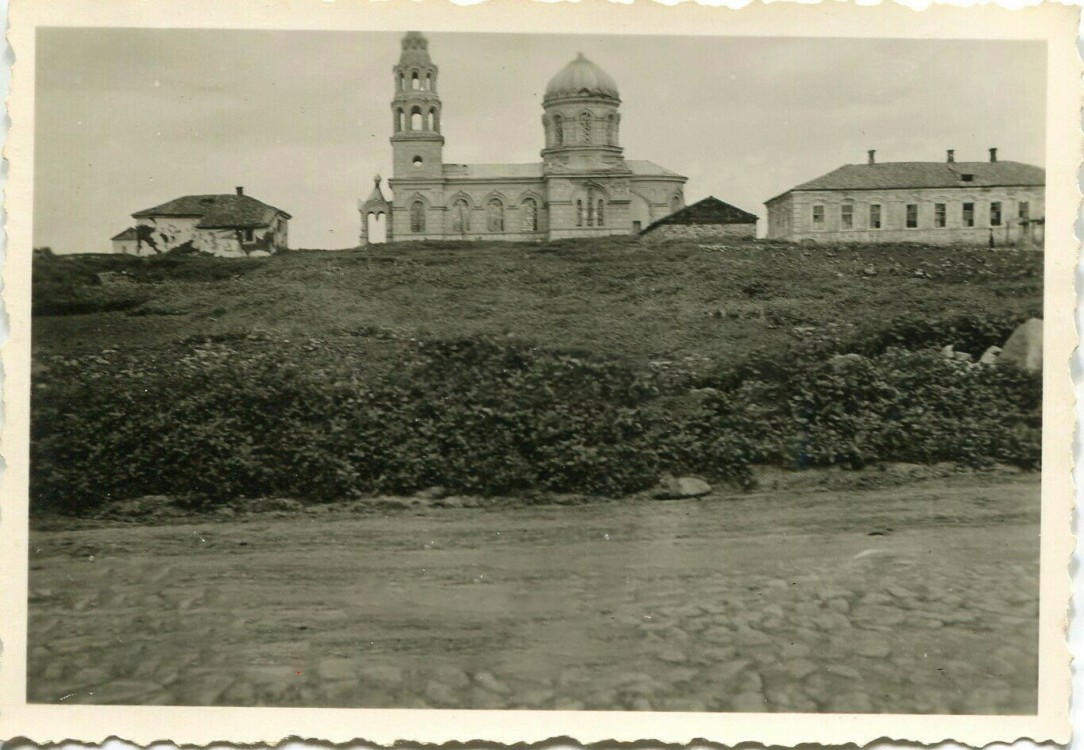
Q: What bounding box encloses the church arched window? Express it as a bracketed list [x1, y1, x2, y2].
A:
[607, 114, 617, 145]
[575, 200, 583, 227]
[597, 200, 605, 227]
[428, 107, 439, 132]
[521, 198, 538, 232]
[411, 71, 420, 90]
[487, 198, 505, 232]
[411, 106, 423, 131]
[395, 108, 404, 133]
[398, 72, 405, 91]
[425, 72, 433, 90]
[410, 201, 426, 233]
[452, 198, 470, 233]
[580, 112, 592, 144]
[554, 115, 564, 146]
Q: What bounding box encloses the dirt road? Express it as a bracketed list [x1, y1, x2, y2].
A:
[27, 474, 1039, 713]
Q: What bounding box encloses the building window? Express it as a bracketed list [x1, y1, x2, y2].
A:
[425, 72, 433, 90]
[243, 229, 254, 242]
[934, 203, 946, 228]
[840, 203, 853, 229]
[812, 205, 825, 226]
[1018, 201, 1030, 221]
[412, 156, 423, 169]
[632, 220, 642, 234]
[410, 200, 425, 233]
[580, 112, 592, 144]
[670, 195, 682, 214]
[607, 114, 617, 145]
[411, 71, 420, 90]
[597, 200, 605, 227]
[452, 198, 470, 233]
[554, 115, 563, 146]
[411, 107, 423, 130]
[963, 202, 975, 227]
[576, 200, 583, 227]
[521, 198, 538, 232]
[906, 204, 918, 229]
[395, 108, 404, 133]
[990, 201, 1002, 227]
[487, 198, 504, 232]
[869, 204, 881, 229]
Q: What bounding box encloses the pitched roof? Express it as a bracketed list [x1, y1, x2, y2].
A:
[111, 227, 138, 241]
[132, 193, 291, 229]
[627, 160, 685, 178]
[642, 196, 758, 233]
[770, 160, 1044, 202]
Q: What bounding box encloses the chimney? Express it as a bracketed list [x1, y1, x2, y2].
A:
[989, 147, 998, 163]
[946, 149, 955, 163]
[867, 150, 876, 165]
[235, 186, 244, 196]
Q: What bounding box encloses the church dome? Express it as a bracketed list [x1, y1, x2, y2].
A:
[544, 53, 620, 102]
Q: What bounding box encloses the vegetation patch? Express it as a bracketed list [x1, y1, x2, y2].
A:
[30, 239, 1043, 514]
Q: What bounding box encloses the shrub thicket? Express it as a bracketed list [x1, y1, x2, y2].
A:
[30, 331, 1040, 514]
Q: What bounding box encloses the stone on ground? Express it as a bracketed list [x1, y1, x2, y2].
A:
[1000, 318, 1043, 372]
[653, 476, 711, 500]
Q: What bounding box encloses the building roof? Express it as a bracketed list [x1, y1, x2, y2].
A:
[399, 31, 433, 67]
[627, 160, 684, 178]
[545, 53, 620, 102]
[769, 160, 1045, 202]
[111, 227, 139, 241]
[132, 193, 291, 229]
[642, 196, 758, 233]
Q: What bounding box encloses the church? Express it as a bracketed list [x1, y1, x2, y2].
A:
[359, 32, 688, 244]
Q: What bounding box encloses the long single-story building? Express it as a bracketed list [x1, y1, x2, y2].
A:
[129, 187, 291, 257]
[765, 149, 1045, 246]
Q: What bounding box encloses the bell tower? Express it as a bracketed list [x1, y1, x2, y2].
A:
[390, 32, 444, 181]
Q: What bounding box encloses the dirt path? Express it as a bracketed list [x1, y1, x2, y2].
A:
[27, 475, 1039, 713]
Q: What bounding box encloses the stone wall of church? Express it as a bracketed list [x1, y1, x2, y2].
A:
[390, 178, 550, 241]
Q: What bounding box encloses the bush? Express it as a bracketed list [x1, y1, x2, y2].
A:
[697, 347, 1041, 471]
[31, 336, 703, 512]
[30, 328, 1041, 514]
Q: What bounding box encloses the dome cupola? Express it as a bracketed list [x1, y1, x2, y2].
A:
[544, 53, 620, 103]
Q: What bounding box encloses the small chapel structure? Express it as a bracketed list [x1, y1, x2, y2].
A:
[360, 32, 688, 244]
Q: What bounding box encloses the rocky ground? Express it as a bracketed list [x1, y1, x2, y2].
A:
[27, 473, 1039, 713]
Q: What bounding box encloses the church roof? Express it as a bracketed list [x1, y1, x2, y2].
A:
[643, 196, 758, 233]
[399, 31, 433, 67]
[545, 53, 620, 102]
[771, 160, 1045, 202]
[627, 160, 684, 178]
[132, 193, 291, 229]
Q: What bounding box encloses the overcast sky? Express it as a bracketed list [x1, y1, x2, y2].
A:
[34, 29, 1046, 252]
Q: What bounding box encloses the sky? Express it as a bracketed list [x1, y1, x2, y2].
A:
[33, 29, 1046, 252]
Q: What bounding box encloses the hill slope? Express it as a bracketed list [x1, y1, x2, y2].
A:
[34, 237, 1042, 372]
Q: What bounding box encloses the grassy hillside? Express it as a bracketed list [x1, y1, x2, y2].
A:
[33, 237, 1042, 371]
[31, 237, 1043, 511]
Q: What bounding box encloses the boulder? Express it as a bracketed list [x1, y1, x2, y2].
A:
[1000, 318, 1043, 372]
[979, 345, 1002, 365]
[653, 476, 711, 500]
[941, 344, 955, 359]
